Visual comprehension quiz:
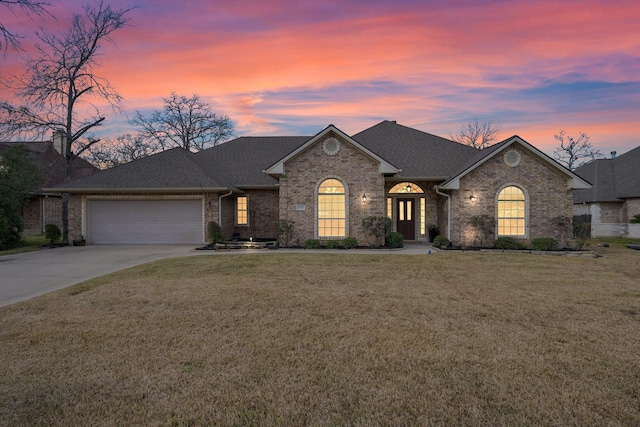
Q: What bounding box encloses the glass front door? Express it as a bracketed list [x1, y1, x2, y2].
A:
[397, 198, 415, 240]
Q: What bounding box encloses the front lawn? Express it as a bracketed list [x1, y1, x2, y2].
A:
[0, 234, 48, 256]
[0, 245, 638, 426]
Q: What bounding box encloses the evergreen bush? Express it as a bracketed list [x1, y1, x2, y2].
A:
[531, 237, 559, 251]
[342, 237, 358, 249]
[303, 239, 321, 249]
[386, 232, 404, 248]
[207, 221, 223, 243]
[44, 223, 62, 245]
[433, 236, 449, 249]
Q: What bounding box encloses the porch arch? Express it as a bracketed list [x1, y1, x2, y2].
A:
[386, 182, 426, 241]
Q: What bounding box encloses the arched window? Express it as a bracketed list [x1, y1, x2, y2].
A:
[388, 182, 424, 194]
[318, 179, 345, 237]
[497, 186, 525, 236]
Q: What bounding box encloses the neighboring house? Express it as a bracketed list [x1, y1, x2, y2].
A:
[0, 135, 98, 234]
[573, 146, 640, 238]
[46, 120, 590, 246]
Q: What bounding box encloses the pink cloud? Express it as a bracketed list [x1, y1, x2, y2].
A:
[2, 0, 638, 155]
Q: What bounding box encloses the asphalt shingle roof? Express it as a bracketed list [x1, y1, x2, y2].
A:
[352, 120, 480, 178]
[573, 145, 640, 202]
[53, 147, 226, 190]
[49, 120, 586, 192]
[196, 136, 311, 187]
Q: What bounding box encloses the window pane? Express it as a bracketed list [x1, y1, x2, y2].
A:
[317, 179, 346, 237]
[497, 186, 525, 236]
[420, 198, 426, 235]
[237, 196, 248, 225]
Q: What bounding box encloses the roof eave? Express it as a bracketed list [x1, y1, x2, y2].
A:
[235, 185, 280, 190]
[43, 187, 230, 193]
[387, 176, 449, 182]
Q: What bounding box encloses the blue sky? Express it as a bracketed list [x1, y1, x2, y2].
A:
[2, 0, 639, 155]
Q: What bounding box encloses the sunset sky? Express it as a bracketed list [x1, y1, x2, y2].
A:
[2, 0, 639, 155]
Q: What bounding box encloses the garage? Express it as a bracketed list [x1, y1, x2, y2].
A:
[88, 199, 203, 244]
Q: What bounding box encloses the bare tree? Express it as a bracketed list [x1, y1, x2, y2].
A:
[132, 92, 234, 152]
[553, 130, 603, 170]
[451, 119, 501, 149]
[0, 0, 132, 241]
[80, 133, 160, 169]
[0, 0, 50, 54]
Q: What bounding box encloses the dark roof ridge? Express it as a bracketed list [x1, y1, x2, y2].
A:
[181, 147, 233, 187]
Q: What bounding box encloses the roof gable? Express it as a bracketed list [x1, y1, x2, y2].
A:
[264, 124, 400, 176]
[353, 120, 479, 179]
[438, 136, 591, 190]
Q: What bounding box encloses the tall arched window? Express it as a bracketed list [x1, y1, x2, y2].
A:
[318, 179, 345, 237]
[497, 186, 525, 236]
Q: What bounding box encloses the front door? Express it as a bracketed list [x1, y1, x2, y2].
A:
[397, 198, 415, 240]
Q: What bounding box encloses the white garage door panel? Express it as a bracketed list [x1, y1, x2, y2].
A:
[89, 200, 203, 244]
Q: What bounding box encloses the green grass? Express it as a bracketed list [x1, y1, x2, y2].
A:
[589, 236, 640, 246]
[0, 234, 48, 256]
[0, 242, 639, 426]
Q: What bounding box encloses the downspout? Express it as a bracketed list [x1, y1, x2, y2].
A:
[218, 190, 233, 226]
[434, 186, 451, 241]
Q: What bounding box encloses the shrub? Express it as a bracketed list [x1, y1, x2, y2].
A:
[303, 239, 321, 249]
[551, 215, 572, 246]
[326, 240, 340, 249]
[427, 224, 439, 242]
[433, 235, 449, 249]
[468, 215, 495, 248]
[361, 216, 392, 247]
[277, 219, 295, 247]
[494, 236, 520, 250]
[386, 232, 404, 248]
[630, 214, 640, 224]
[531, 237, 559, 251]
[44, 223, 61, 245]
[207, 221, 223, 243]
[342, 236, 358, 249]
[0, 209, 23, 251]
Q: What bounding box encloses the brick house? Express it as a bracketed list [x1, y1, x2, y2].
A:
[0, 137, 97, 234]
[47, 120, 590, 246]
[573, 146, 640, 238]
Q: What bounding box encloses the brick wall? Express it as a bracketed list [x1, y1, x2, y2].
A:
[68, 194, 82, 242]
[597, 202, 624, 223]
[222, 190, 280, 240]
[21, 196, 63, 235]
[21, 198, 41, 233]
[450, 146, 573, 247]
[278, 135, 385, 245]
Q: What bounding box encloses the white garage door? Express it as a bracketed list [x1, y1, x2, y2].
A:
[88, 199, 203, 244]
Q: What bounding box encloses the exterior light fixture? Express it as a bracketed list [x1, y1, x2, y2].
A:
[470, 195, 477, 202]
[405, 184, 412, 192]
[362, 193, 367, 203]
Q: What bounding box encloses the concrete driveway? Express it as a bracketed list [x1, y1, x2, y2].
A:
[0, 245, 198, 307]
